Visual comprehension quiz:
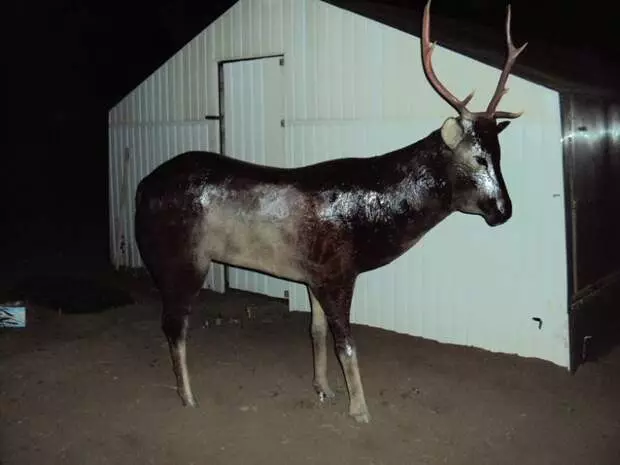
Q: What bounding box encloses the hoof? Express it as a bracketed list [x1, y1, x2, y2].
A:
[180, 393, 197, 408]
[349, 402, 371, 423]
[314, 381, 336, 403]
[317, 388, 336, 403]
[350, 410, 371, 424]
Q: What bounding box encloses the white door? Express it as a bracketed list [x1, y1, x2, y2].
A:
[222, 56, 290, 300]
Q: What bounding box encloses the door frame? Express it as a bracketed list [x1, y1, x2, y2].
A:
[216, 54, 286, 291]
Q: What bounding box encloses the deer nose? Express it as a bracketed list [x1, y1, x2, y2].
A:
[496, 197, 512, 219]
[497, 199, 506, 214]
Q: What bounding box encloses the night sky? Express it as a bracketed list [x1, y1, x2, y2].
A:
[4, 0, 619, 265]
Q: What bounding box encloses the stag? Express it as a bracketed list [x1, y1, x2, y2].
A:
[134, 0, 527, 423]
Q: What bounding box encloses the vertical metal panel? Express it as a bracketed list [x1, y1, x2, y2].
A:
[561, 95, 620, 294]
[609, 105, 620, 272]
[109, 0, 569, 368]
[564, 98, 620, 371]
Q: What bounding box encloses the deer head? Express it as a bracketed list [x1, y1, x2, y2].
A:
[422, 0, 527, 226]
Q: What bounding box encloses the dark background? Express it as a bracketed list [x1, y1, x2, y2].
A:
[3, 0, 619, 271]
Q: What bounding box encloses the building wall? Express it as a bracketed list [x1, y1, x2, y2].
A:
[561, 95, 620, 295]
[109, 0, 569, 367]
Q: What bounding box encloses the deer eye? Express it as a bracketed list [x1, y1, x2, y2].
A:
[475, 156, 488, 168]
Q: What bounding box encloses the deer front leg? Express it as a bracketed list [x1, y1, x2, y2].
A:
[311, 279, 370, 423]
[309, 290, 335, 402]
[337, 340, 368, 423]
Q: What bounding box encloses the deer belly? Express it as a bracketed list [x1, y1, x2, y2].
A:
[196, 211, 304, 281]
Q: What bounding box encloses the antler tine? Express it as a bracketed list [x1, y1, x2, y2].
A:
[421, 0, 475, 117]
[485, 4, 528, 117]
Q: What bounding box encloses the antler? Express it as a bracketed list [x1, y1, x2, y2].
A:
[485, 4, 528, 118]
[421, 0, 475, 118]
[421, 0, 527, 120]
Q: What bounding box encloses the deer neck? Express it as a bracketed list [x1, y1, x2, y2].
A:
[345, 131, 456, 272]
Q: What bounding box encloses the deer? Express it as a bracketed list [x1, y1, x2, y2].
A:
[133, 0, 527, 424]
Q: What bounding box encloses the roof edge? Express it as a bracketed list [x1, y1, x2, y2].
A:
[325, 0, 620, 99]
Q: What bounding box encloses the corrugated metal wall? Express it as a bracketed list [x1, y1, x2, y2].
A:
[109, 0, 569, 367]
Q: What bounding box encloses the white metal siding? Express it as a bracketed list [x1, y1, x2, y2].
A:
[108, 0, 569, 368]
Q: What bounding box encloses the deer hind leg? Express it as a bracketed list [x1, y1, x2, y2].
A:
[309, 290, 335, 402]
[134, 199, 211, 407]
[159, 260, 210, 408]
[162, 301, 196, 407]
[310, 279, 370, 423]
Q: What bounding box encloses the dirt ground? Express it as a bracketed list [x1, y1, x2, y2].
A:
[1, 277, 619, 465]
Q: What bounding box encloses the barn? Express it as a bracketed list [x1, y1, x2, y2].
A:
[108, 0, 620, 372]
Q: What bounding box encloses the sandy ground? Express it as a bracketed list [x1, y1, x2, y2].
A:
[1, 280, 619, 465]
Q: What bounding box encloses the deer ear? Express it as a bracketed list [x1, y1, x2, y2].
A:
[440, 117, 465, 150]
[497, 121, 511, 133]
